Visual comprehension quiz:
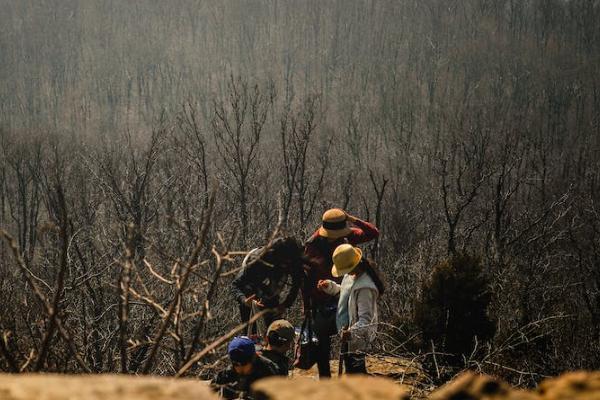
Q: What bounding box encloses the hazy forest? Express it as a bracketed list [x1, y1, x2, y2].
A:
[1, 0, 599, 389]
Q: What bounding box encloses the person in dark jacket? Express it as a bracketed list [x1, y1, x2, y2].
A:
[260, 319, 295, 376]
[302, 208, 379, 378]
[232, 237, 304, 333]
[211, 336, 278, 399]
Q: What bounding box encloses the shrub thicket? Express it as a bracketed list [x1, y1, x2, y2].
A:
[416, 254, 496, 365]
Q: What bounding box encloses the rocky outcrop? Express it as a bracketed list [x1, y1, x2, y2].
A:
[0, 369, 598, 399]
[0, 373, 218, 400]
[428, 371, 600, 400]
[253, 375, 412, 400]
[254, 370, 600, 400]
[429, 372, 538, 400]
[536, 371, 600, 400]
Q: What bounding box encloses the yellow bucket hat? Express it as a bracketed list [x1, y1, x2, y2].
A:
[318, 208, 352, 239]
[331, 244, 363, 277]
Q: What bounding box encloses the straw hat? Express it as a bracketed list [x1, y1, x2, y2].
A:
[331, 244, 363, 277]
[318, 208, 352, 239]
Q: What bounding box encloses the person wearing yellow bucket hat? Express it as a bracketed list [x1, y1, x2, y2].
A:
[300, 209, 379, 378]
[317, 244, 385, 375]
[330, 243, 363, 277]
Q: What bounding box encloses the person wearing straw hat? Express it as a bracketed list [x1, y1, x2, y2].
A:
[302, 209, 379, 378]
[317, 244, 385, 374]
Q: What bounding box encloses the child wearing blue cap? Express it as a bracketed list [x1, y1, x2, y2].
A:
[211, 336, 278, 399]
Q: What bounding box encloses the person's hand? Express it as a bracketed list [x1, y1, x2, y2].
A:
[345, 213, 358, 223]
[317, 279, 330, 292]
[340, 328, 351, 341]
[244, 294, 265, 308]
[243, 294, 256, 307]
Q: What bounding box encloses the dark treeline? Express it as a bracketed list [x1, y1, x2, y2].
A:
[0, 0, 599, 384]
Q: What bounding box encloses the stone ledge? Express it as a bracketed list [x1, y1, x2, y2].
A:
[0, 373, 217, 400]
[252, 375, 412, 400]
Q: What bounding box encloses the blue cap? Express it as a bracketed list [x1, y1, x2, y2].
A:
[227, 336, 255, 364]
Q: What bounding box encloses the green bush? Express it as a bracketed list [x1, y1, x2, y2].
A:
[416, 253, 496, 362]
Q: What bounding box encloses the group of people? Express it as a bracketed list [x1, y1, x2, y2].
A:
[211, 320, 296, 398]
[210, 208, 384, 398]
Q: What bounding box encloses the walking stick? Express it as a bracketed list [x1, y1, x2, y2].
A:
[246, 302, 254, 337]
[338, 326, 348, 377]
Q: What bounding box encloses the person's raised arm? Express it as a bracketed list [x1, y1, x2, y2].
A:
[346, 214, 379, 244]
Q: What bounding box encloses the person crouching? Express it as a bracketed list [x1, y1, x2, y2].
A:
[261, 319, 295, 376]
[211, 336, 278, 399]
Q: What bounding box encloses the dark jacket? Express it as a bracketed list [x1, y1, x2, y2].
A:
[302, 219, 379, 307]
[260, 349, 289, 376]
[211, 355, 278, 399]
[232, 247, 303, 308]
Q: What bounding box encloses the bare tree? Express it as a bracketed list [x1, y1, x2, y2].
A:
[174, 100, 211, 213]
[279, 95, 331, 228]
[212, 76, 274, 245]
[432, 108, 495, 256]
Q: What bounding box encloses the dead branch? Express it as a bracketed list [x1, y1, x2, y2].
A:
[0, 228, 91, 372]
[184, 247, 227, 362]
[128, 287, 167, 316]
[176, 309, 270, 378]
[34, 183, 69, 371]
[141, 188, 216, 374]
[0, 331, 18, 372]
[143, 258, 175, 284]
[118, 224, 135, 373]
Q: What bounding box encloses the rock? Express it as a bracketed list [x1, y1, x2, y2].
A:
[537, 371, 600, 400]
[429, 371, 539, 400]
[290, 356, 426, 382]
[252, 375, 412, 400]
[1, 369, 599, 400]
[0, 373, 218, 400]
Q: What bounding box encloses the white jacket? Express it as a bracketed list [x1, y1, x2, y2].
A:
[321, 272, 379, 353]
